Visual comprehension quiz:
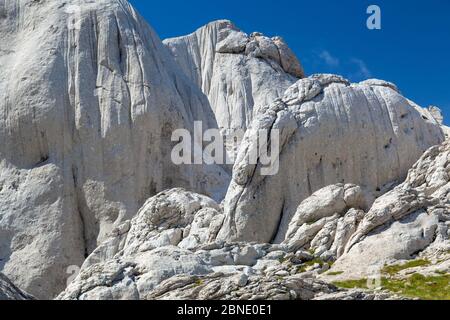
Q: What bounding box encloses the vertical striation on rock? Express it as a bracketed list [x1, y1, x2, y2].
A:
[0, 0, 229, 298]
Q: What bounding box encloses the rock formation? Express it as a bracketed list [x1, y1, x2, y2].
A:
[427, 105, 450, 138]
[59, 141, 448, 300]
[0, 273, 34, 300]
[0, 0, 229, 298]
[217, 75, 445, 244]
[326, 140, 450, 280]
[57, 188, 404, 300]
[164, 20, 303, 151]
[0, 0, 448, 301]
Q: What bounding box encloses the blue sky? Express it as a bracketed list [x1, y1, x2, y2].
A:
[129, 0, 450, 124]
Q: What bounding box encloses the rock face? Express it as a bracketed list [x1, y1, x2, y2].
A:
[427, 105, 450, 138]
[280, 142, 449, 271]
[0, 273, 34, 300]
[327, 140, 450, 279]
[57, 188, 224, 300]
[217, 75, 445, 244]
[59, 141, 448, 300]
[57, 187, 402, 300]
[0, 0, 229, 298]
[164, 20, 303, 145]
[1, 0, 448, 302]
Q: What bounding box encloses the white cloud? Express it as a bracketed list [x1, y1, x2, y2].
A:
[351, 58, 372, 80]
[319, 50, 340, 68]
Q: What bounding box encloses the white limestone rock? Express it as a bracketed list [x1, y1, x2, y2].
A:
[58, 189, 223, 300]
[326, 140, 450, 280]
[329, 211, 439, 280]
[164, 20, 303, 140]
[58, 188, 334, 300]
[428, 106, 445, 125]
[58, 172, 447, 300]
[0, 0, 229, 298]
[217, 74, 445, 244]
[0, 273, 34, 300]
[427, 105, 450, 138]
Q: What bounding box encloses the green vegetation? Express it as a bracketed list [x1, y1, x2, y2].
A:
[333, 274, 450, 300]
[194, 279, 204, 287]
[326, 271, 344, 276]
[296, 257, 332, 273]
[381, 274, 450, 300]
[278, 257, 288, 264]
[333, 279, 369, 289]
[382, 259, 431, 276]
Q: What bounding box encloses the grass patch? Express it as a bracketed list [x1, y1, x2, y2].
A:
[326, 271, 344, 276]
[381, 274, 450, 300]
[296, 258, 330, 273]
[382, 259, 431, 276]
[333, 274, 450, 300]
[194, 279, 204, 287]
[333, 279, 369, 289]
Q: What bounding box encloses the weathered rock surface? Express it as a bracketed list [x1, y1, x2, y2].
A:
[427, 105, 450, 138]
[1, 0, 448, 302]
[326, 140, 450, 280]
[164, 20, 303, 145]
[55, 187, 393, 300]
[0, 0, 229, 298]
[0, 273, 34, 300]
[217, 75, 445, 244]
[58, 141, 450, 300]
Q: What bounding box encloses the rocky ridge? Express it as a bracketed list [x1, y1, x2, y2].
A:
[164, 20, 303, 150]
[0, 0, 448, 301]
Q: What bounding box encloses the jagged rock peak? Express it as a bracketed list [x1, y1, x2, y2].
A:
[164, 19, 303, 136]
[428, 105, 444, 125]
[167, 19, 304, 79]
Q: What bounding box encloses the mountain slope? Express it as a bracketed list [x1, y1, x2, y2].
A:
[0, 0, 228, 298]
